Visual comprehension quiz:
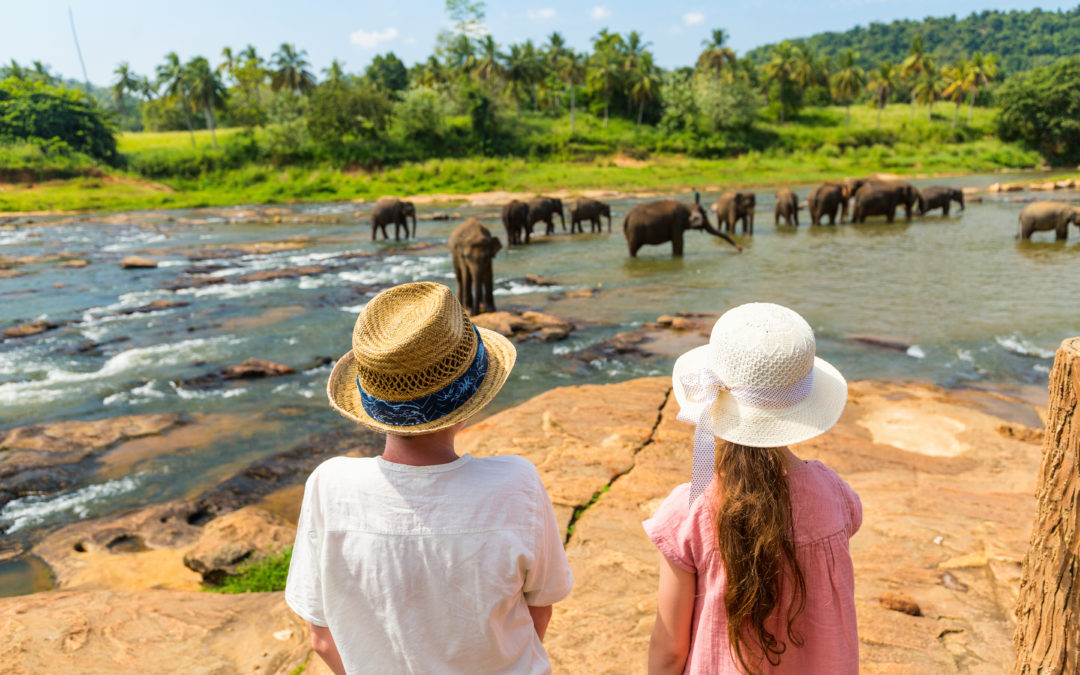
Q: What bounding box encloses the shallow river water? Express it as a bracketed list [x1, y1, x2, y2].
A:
[1, 171, 1078, 562]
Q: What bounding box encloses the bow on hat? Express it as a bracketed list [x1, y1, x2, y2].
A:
[677, 366, 814, 506]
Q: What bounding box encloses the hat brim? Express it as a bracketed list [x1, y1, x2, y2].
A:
[672, 345, 847, 448]
[327, 326, 517, 436]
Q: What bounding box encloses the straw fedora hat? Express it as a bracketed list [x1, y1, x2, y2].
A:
[673, 302, 847, 449]
[327, 282, 516, 435]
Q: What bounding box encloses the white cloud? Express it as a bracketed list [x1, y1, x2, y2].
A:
[683, 12, 705, 26]
[528, 8, 556, 20]
[591, 6, 611, 20]
[349, 27, 399, 50]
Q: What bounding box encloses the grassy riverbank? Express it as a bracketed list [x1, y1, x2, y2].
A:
[0, 105, 1044, 214]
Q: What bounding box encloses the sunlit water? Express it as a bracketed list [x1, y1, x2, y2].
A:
[1, 171, 1078, 546]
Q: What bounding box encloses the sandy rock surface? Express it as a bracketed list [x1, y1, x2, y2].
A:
[119, 255, 157, 269]
[472, 309, 575, 342]
[183, 506, 296, 583]
[2, 320, 60, 339]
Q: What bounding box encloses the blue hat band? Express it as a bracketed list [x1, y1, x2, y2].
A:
[358, 326, 488, 427]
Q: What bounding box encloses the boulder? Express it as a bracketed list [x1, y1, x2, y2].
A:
[988, 182, 1024, 193]
[59, 259, 89, 268]
[182, 506, 296, 583]
[879, 592, 922, 616]
[116, 299, 189, 316]
[472, 310, 574, 342]
[524, 273, 560, 286]
[119, 256, 158, 269]
[222, 358, 296, 380]
[1029, 182, 1058, 191]
[3, 320, 59, 339]
[234, 265, 329, 284]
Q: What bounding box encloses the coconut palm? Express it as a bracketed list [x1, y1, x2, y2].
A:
[830, 49, 865, 132]
[966, 51, 998, 124]
[218, 47, 237, 84]
[589, 29, 625, 127]
[941, 60, 971, 128]
[629, 52, 660, 125]
[697, 28, 736, 80]
[270, 43, 315, 94]
[112, 62, 140, 116]
[542, 31, 570, 110]
[156, 51, 196, 147]
[323, 59, 346, 86]
[764, 40, 799, 123]
[186, 56, 227, 148]
[137, 76, 157, 102]
[503, 43, 533, 113]
[901, 34, 930, 120]
[912, 58, 941, 120]
[866, 60, 897, 127]
[559, 50, 586, 135]
[473, 35, 503, 94]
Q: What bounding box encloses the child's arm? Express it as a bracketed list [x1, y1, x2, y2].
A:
[310, 624, 346, 675]
[528, 605, 553, 641]
[648, 554, 696, 675]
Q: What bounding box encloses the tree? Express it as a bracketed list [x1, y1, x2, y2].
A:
[698, 29, 736, 80]
[156, 51, 196, 147]
[472, 35, 503, 94]
[966, 51, 998, 124]
[866, 60, 897, 127]
[218, 47, 237, 84]
[622, 30, 650, 114]
[503, 43, 534, 113]
[1, 59, 27, 80]
[0, 77, 118, 163]
[629, 52, 660, 125]
[912, 57, 941, 119]
[366, 53, 408, 93]
[323, 59, 346, 85]
[941, 60, 971, 129]
[589, 29, 625, 127]
[901, 34, 931, 120]
[186, 56, 227, 148]
[270, 43, 315, 94]
[830, 49, 865, 132]
[29, 61, 58, 85]
[996, 57, 1080, 165]
[112, 62, 139, 117]
[558, 50, 585, 135]
[764, 40, 799, 123]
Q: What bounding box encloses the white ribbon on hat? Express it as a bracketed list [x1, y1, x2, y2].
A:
[677, 367, 815, 506]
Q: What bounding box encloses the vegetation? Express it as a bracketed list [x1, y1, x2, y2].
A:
[996, 58, 1080, 166]
[0, 77, 117, 163]
[207, 547, 292, 594]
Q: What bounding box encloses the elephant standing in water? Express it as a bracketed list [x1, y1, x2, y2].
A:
[774, 189, 799, 226]
[714, 191, 756, 234]
[1018, 201, 1080, 240]
[918, 187, 965, 216]
[807, 184, 845, 226]
[623, 200, 742, 257]
[501, 199, 529, 245]
[449, 218, 502, 315]
[570, 198, 612, 233]
[371, 197, 417, 241]
[852, 181, 919, 223]
[527, 197, 565, 237]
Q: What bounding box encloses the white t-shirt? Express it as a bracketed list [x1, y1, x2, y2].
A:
[285, 453, 574, 675]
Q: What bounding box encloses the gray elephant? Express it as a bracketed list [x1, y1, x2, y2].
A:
[807, 183, 846, 226]
[527, 196, 566, 237]
[371, 197, 417, 241]
[918, 187, 965, 216]
[570, 198, 612, 233]
[449, 218, 502, 315]
[774, 189, 799, 226]
[501, 199, 529, 245]
[714, 191, 756, 234]
[623, 200, 742, 257]
[1018, 201, 1080, 241]
[852, 181, 919, 223]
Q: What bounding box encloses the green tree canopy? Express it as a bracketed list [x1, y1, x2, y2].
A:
[996, 57, 1080, 165]
[0, 77, 117, 162]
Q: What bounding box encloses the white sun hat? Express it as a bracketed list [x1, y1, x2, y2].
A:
[672, 302, 848, 505]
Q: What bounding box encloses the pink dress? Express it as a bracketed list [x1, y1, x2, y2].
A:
[643, 460, 861, 674]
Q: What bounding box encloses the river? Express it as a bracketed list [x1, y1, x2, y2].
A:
[0, 171, 1077, 570]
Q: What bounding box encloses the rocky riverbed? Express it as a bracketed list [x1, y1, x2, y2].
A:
[0, 373, 1046, 674]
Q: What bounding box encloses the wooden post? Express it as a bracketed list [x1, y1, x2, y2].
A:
[1013, 337, 1080, 674]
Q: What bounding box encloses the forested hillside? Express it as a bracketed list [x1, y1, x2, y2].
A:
[746, 7, 1080, 75]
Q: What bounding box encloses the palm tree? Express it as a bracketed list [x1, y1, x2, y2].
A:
[322, 59, 346, 85]
[941, 60, 971, 129]
[830, 49, 865, 132]
[912, 57, 941, 120]
[186, 56, 227, 148]
[966, 51, 999, 124]
[217, 47, 237, 84]
[629, 52, 660, 125]
[764, 41, 798, 123]
[270, 43, 315, 94]
[112, 62, 140, 117]
[697, 29, 736, 80]
[901, 34, 930, 120]
[520, 39, 543, 111]
[1, 60, 27, 80]
[589, 29, 625, 127]
[30, 61, 57, 85]
[543, 32, 570, 110]
[866, 60, 897, 127]
[156, 51, 196, 147]
[137, 76, 157, 102]
[473, 35, 503, 94]
[622, 31, 650, 114]
[503, 43, 532, 113]
[559, 50, 586, 135]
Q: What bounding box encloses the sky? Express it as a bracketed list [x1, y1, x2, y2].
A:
[0, 1, 1069, 86]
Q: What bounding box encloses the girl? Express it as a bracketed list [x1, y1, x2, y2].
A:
[645, 302, 861, 674]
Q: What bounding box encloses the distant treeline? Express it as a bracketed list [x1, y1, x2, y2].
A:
[745, 7, 1080, 76]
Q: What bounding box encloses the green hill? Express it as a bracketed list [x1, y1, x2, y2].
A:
[745, 6, 1080, 75]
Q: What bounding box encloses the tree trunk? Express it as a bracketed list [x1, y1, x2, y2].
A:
[638, 99, 644, 126]
[1013, 337, 1080, 675]
[877, 101, 883, 127]
[204, 100, 218, 149]
[179, 91, 196, 148]
[952, 101, 959, 129]
[928, 100, 933, 120]
[910, 93, 916, 120]
[570, 84, 576, 136]
[846, 103, 851, 132]
[603, 99, 609, 128]
[968, 89, 976, 125]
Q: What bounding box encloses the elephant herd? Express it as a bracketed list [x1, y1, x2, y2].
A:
[775, 179, 965, 227]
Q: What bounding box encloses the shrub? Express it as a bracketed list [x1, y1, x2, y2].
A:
[0, 77, 117, 163]
[996, 57, 1080, 165]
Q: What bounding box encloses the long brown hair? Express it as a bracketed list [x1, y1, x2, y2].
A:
[714, 440, 807, 674]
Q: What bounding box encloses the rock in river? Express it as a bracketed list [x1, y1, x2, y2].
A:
[179, 358, 296, 390]
[119, 256, 158, 269]
[2, 320, 59, 339]
[471, 310, 574, 342]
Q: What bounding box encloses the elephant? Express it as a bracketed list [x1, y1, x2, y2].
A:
[371, 197, 417, 241]
[918, 187, 965, 216]
[526, 196, 566, 237]
[852, 181, 919, 223]
[500, 199, 530, 245]
[713, 191, 756, 234]
[807, 183, 845, 226]
[623, 200, 742, 257]
[1017, 201, 1080, 241]
[449, 218, 502, 315]
[774, 188, 799, 226]
[570, 198, 612, 233]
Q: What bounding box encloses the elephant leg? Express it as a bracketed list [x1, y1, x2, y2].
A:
[840, 199, 849, 223]
[628, 238, 638, 257]
[453, 261, 465, 306]
[749, 212, 754, 235]
[372, 224, 377, 240]
[886, 207, 895, 223]
[943, 204, 950, 217]
[482, 264, 496, 313]
[461, 266, 475, 315]
[1057, 224, 1068, 241]
[471, 266, 486, 314]
[672, 233, 684, 257]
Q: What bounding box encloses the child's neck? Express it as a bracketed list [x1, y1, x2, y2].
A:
[382, 426, 461, 466]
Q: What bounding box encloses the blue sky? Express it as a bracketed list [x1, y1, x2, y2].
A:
[1, 1, 1067, 86]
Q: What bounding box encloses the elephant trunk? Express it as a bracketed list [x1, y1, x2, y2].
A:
[957, 192, 965, 211]
[700, 221, 743, 252]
